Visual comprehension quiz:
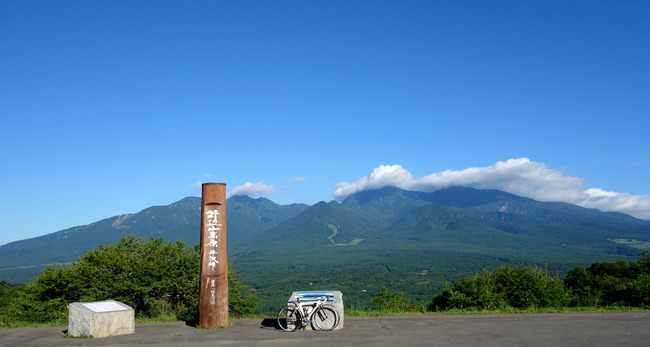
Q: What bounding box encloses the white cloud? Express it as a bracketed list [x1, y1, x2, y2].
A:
[229, 182, 275, 198]
[580, 189, 650, 219]
[333, 158, 650, 220]
[412, 158, 585, 202]
[191, 180, 203, 189]
[289, 176, 307, 182]
[334, 165, 413, 199]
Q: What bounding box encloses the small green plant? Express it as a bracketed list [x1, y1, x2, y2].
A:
[371, 287, 417, 313]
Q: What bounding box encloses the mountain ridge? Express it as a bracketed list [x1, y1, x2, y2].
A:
[1, 186, 649, 286]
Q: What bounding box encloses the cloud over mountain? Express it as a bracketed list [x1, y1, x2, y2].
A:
[229, 182, 275, 198]
[334, 158, 650, 220]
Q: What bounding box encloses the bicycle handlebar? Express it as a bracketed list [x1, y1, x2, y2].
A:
[291, 295, 328, 304]
[296, 295, 327, 300]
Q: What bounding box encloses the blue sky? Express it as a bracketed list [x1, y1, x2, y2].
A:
[1, 0, 649, 246]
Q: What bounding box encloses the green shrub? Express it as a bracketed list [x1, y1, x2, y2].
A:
[494, 265, 569, 309]
[2, 266, 76, 323]
[1, 236, 257, 325]
[371, 287, 414, 312]
[565, 251, 650, 307]
[430, 265, 569, 311]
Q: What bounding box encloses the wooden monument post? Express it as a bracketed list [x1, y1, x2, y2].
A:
[199, 183, 228, 328]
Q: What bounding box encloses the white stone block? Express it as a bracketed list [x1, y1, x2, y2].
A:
[68, 300, 135, 338]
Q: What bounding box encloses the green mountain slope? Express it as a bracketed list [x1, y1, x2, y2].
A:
[2, 186, 649, 314]
[240, 200, 380, 250]
[226, 195, 309, 242]
[0, 196, 306, 283]
[228, 187, 650, 313]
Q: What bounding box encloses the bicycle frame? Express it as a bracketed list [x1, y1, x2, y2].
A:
[288, 295, 327, 322]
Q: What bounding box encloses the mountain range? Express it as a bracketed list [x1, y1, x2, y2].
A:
[1, 186, 649, 311]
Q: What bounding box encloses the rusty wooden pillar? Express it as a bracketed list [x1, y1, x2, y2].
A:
[199, 183, 228, 328]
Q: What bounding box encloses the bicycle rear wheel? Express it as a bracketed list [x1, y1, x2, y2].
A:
[277, 306, 302, 332]
[312, 305, 338, 331]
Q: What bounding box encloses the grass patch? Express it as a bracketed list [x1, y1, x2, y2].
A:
[348, 238, 364, 246]
[1, 318, 68, 329]
[3, 307, 648, 329]
[608, 238, 650, 249]
[428, 306, 650, 315]
[346, 310, 427, 316]
[135, 314, 180, 323]
[346, 306, 649, 317]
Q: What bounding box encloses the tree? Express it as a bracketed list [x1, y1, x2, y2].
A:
[2, 236, 257, 324]
[227, 267, 258, 318]
[430, 265, 569, 311]
[493, 265, 568, 309]
[371, 287, 414, 312]
[0, 281, 25, 325]
[2, 266, 76, 323]
[564, 266, 599, 306]
[565, 251, 650, 307]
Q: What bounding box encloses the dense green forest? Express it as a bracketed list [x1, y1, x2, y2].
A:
[1, 236, 648, 327]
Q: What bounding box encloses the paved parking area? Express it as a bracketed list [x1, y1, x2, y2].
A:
[2, 312, 649, 346]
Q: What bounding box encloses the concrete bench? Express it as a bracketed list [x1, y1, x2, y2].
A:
[68, 300, 134, 338]
[288, 291, 344, 330]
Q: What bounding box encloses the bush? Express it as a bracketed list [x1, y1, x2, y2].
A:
[494, 265, 569, 309]
[0, 281, 25, 327]
[430, 265, 569, 311]
[565, 251, 650, 307]
[430, 272, 506, 311]
[228, 267, 258, 318]
[1, 236, 257, 324]
[371, 287, 415, 312]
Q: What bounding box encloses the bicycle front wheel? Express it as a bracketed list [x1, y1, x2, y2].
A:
[312, 305, 339, 331]
[277, 306, 302, 332]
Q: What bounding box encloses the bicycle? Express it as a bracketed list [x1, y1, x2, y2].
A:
[277, 295, 339, 331]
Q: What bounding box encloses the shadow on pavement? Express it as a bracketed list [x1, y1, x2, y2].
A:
[260, 318, 281, 330]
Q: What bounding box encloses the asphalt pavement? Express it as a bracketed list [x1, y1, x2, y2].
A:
[2, 312, 649, 346]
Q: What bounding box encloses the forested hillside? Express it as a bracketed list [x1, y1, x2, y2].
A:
[1, 186, 648, 314]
